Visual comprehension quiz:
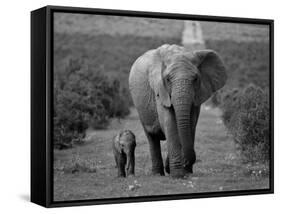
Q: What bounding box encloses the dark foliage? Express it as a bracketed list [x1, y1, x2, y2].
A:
[54, 58, 130, 149]
[220, 85, 269, 162]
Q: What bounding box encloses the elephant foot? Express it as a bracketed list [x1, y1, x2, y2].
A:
[127, 170, 135, 177]
[118, 171, 126, 177]
[151, 167, 165, 176]
[183, 165, 193, 174]
[170, 168, 185, 179]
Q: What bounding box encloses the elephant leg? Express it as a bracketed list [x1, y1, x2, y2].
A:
[165, 111, 185, 178]
[165, 155, 170, 174]
[167, 134, 184, 178]
[145, 131, 165, 176]
[126, 150, 135, 176]
[116, 153, 127, 177]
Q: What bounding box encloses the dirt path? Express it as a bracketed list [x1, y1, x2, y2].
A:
[54, 106, 269, 201]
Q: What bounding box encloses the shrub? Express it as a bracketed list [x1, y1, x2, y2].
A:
[54, 58, 130, 149]
[221, 84, 269, 162]
[219, 88, 240, 123]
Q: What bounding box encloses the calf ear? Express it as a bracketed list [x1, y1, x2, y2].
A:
[114, 134, 122, 153]
[192, 50, 227, 105]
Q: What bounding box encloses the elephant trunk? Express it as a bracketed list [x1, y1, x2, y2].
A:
[172, 80, 195, 173]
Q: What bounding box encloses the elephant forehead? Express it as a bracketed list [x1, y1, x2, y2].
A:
[158, 44, 183, 53]
[120, 132, 134, 142]
[119, 139, 128, 146]
[158, 44, 183, 54]
[157, 44, 195, 66]
[157, 44, 182, 65]
[169, 55, 198, 72]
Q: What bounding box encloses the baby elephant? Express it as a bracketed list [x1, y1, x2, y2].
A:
[113, 130, 136, 177]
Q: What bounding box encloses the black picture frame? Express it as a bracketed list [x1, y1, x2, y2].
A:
[31, 5, 274, 208]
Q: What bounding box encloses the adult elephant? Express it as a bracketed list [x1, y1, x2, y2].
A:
[129, 44, 227, 178]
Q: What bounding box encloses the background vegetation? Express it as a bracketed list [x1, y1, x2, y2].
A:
[207, 40, 270, 162]
[53, 56, 130, 149]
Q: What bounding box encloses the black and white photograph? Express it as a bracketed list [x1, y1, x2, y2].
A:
[51, 9, 273, 203]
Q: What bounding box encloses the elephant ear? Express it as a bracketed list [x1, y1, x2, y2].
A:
[158, 61, 171, 107]
[192, 50, 227, 105]
[150, 52, 171, 108]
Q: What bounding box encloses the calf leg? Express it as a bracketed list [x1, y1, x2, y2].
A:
[115, 153, 126, 177]
[126, 151, 135, 176]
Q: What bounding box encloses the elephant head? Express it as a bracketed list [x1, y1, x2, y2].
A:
[152, 45, 227, 175]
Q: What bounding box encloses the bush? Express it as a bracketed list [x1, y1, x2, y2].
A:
[221, 85, 269, 162]
[54, 58, 130, 149]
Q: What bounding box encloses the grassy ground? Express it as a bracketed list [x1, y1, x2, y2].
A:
[53, 106, 269, 201]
